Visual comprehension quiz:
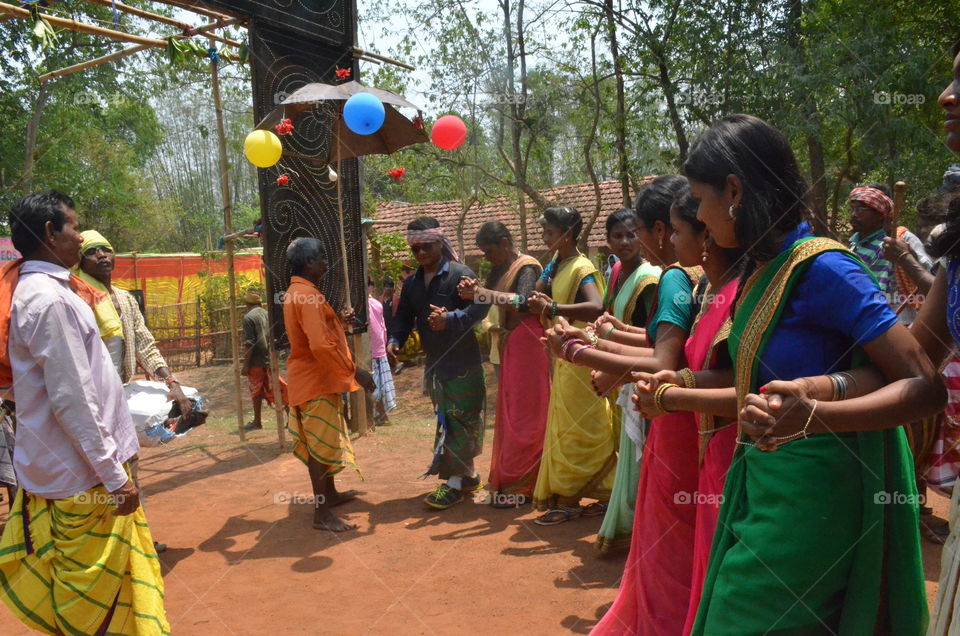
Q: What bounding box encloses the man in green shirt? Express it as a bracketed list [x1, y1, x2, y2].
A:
[241, 289, 279, 430]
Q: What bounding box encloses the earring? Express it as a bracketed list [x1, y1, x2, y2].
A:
[728, 204, 736, 219]
[659, 238, 663, 249]
[701, 248, 709, 264]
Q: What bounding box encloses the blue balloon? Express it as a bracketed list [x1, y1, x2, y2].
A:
[343, 92, 385, 135]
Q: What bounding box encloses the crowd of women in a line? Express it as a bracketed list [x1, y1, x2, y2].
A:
[454, 43, 960, 635]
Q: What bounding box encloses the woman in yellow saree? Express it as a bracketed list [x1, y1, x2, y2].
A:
[527, 206, 615, 525]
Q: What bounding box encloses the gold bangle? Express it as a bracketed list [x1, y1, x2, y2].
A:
[678, 368, 696, 389]
[653, 382, 679, 414]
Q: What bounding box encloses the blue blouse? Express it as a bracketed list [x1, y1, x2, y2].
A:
[947, 258, 960, 348]
[755, 225, 897, 386]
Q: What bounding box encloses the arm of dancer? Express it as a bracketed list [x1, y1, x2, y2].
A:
[528, 282, 604, 324]
[740, 322, 945, 444]
[559, 321, 687, 376]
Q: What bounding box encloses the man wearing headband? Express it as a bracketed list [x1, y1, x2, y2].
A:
[848, 183, 896, 299]
[241, 288, 284, 430]
[388, 217, 490, 510]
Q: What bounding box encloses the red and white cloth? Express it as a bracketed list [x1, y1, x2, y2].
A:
[927, 355, 960, 493]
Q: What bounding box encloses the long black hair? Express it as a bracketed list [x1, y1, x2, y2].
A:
[670, 186, 706, 234]
[476, 221, 513, 247]
[635, 175, 686, 230]
[928, 193, 960, 259]
[605, 208, 638, 235]
[540, 206, 583, 241]
[683, 114, 810, 262]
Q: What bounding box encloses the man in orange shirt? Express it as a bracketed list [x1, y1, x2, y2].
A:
[283, 237, 375, 532]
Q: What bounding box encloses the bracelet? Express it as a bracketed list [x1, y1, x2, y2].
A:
[827, 372, 849, 401]
[587, 330, 600, 347]
[570, 343, 595, 363]
[653, 382, 679, 414]
[560, 338, 583, 361]
[678, 368, 696, 389]
[550, 300, 559, 318]
[768, 399, 818, 441]
[602, 325, 616, 339]
[512, 295, 523, 310]
[163, 375, 179, 387]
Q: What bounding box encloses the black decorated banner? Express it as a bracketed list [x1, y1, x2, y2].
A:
[199, 0, 365, 343]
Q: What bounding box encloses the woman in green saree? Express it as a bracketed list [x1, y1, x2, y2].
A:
[680, 114, 945, 635]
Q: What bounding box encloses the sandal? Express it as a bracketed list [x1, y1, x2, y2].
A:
[534, 506, 582, 526]
[582, 502, 608, 517]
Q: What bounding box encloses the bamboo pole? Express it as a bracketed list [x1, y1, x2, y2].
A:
[37, 16, 245, 82]
[0, 2, 168, 47]
[266, 329, 287, 447]
[83, 0, 242, 47]
[351, 47, 415, 71]
[209, 44, 247, 441]
[147, 0, 236, 22]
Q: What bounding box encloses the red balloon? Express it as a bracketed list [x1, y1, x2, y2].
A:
[431, 115, 467, 150]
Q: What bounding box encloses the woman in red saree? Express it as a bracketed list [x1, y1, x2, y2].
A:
[459, 222, 548, 503]
[587, 184, 740, 636]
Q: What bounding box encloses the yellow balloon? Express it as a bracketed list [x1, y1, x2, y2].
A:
[243, 130, 282, 168]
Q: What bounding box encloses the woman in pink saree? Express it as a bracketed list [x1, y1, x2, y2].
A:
[459, 222, 548, 503]
[591, 186, 741, 636]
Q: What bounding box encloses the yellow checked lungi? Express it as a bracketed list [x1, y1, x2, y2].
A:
[0, 485, 169, 635]
[288, 394, 360, 475]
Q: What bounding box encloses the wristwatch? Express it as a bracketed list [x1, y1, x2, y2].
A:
[163, 375, 179, 387]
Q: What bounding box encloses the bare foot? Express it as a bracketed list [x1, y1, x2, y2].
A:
[312, 508, 357, 532]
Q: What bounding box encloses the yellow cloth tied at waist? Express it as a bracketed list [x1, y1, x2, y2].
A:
[0, 483, 169, 635]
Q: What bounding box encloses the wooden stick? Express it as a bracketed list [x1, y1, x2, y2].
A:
[146, 0, 236, 22]
[351, 46, 415, 71]
[210, 44, 247, 441]
[0, 2, 168, 47]
[37, 16, 245, 82]
[890, 181, 906, 237]
[83, 0, 242, 47]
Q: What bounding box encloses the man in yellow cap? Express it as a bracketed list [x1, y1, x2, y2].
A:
[242, 287, 283, 430]
[76, 230, 191, 417]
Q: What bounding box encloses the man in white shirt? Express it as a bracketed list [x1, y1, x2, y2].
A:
[0, 190, 168, 634]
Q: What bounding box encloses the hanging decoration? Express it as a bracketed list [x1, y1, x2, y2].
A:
[328, 165, 339, 182]
[431, 115, 467, 150]
[276, 174, 290, 186]
[273, 118, 294, 135]
[335, 67, 351, 80]
[243, 130, 282, 168]
[388, 167, 405, 181]
[412, 113, 425, 133]
[342, 92, 385, 135]
[207, 46, 220, 65]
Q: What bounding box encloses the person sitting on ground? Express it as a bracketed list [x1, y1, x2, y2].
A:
[241, 288, 284, 430]
[283, 237, 375, 532]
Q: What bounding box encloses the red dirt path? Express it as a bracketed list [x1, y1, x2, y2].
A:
[0, 362, 950, 635]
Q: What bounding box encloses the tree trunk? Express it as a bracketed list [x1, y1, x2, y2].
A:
[23, 82, 51, 195]
[603, 0, 631, 207]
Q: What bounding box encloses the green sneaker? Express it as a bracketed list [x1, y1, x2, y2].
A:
[424, 483, 464, 510]
[462, 474, 484, 493]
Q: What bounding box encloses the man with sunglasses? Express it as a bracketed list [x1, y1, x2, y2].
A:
[388, 217, 490, 510]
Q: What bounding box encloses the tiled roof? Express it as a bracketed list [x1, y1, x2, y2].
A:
[374, 178, 654, 259]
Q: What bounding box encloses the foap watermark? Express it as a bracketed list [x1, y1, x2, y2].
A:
[873, 490, 923, 505]
[74, 91, 130, 107]
[676, 88, 725, 107]
[873, 91, 925, 106]
[74, 490, 126, 506]
[674, 491, 724, 506]
[473, 491, 526, 507]
[274, 491, 326, 505]
[273, 290, 328, 306]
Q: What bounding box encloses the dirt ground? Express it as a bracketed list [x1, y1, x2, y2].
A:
[0, 362, 951, 635]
